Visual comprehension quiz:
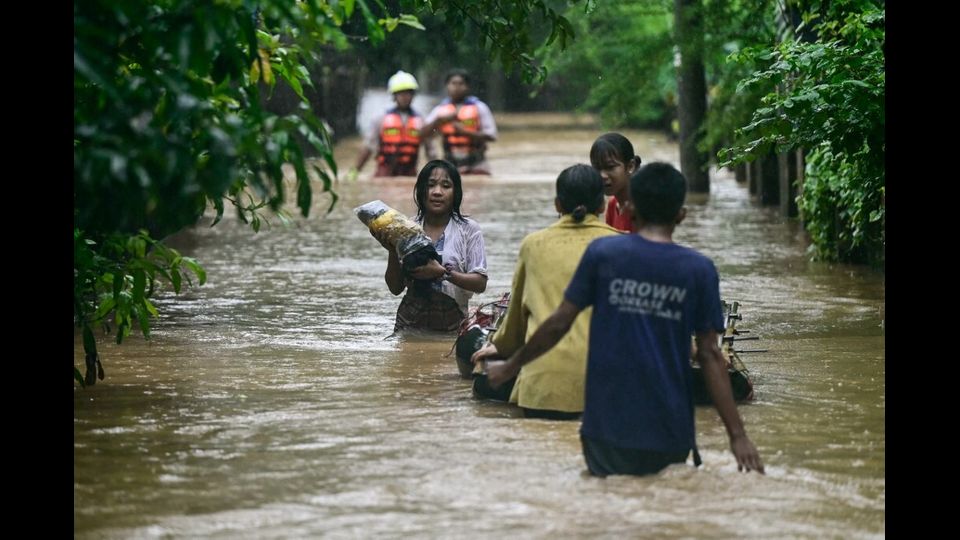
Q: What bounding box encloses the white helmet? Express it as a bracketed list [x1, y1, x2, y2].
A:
[387, 70, 419, 93]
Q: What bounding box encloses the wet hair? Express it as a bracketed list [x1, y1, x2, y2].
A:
[556, 164, 604, 223]
[589, 132, 642, 171]
[414, 160, 466, 222]
[629, 162, 687, 224]
[445, 68, 470, 86]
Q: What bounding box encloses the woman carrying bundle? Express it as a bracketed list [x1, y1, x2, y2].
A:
[372, 160, 489, 332]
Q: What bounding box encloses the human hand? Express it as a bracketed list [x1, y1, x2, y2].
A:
[485, 360, 518, 389]
[470, 344, 500, 365]
[729, 433, 765, 474]
[408, 259, 446, 280]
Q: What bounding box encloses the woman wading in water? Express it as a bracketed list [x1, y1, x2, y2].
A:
[374, 160, 488, 332]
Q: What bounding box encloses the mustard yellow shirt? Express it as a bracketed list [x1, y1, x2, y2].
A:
[491, 214, 621, 412]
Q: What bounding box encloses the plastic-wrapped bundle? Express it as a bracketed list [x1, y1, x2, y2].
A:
[355, 200, 441, 293]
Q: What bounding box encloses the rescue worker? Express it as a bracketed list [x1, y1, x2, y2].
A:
[348, 70, 433, 179]
[422, 69, 498, 175]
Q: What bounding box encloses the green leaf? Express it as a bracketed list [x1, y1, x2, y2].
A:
[115, 322, 128, 344]
[255, 29, 273, 46]
[133, 303, 151, 339]
[133, 236, 147, 258]
[322, 150, 338, 177]
[285, 69, 305, 101]
[181, 258, 206, 286]
[144, 298, 159, 318]
[357, 0, 385, 43]
[379, 17, 399, 32]
[94, 297, 117, 320]
[75, 367, 86, 388]
[212, 197, 225, 226]
[397, 14, 425, 31]
[315, 168, 338, 213]
[171, 268, 182, 294]
[132, 269, 146, 303]
[843, 79, 871, 88]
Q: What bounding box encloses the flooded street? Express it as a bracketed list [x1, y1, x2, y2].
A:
[74, 113, 884, 538]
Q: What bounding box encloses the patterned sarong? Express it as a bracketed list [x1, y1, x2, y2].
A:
[394, 289, 465, 333]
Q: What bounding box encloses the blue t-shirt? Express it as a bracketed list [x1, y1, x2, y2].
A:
[564, 234, 725, 452]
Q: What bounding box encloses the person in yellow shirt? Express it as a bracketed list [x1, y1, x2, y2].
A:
[471, 164, 621, 419]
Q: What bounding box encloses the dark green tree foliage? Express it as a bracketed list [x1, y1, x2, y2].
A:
[719, 0, 884, 265]
[74, 229, 206, 386]
[348, 9, 513, 100]
[541, 0, 779, 133]
[349, 0, 580, 89]
[350, 2, 579, 112]
[700, 0, 779, 156]
[540, 0, 676, 128]
[405, 0, 580, 84]
[74, 0, 404, 385]
[75, 0, 582, 386]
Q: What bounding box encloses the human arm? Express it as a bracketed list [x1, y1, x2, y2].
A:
[488, 252, 527, 356]
[370, 228, 406, 295]
[418, 108, 445, 161]
[420, 129, 440, 162]
[471, 251, 528, 365]
[486, 300, 581, 387]
[470, 343, 500, 365]
[472, 100, 498, 142]
[420, 106, 447, 138]
[423, 137, 438, 160]
[404, 258, 487, 294]
[443, 219, 489, 294]
[421, 102, 496, 143]
[440, 109, 495, 143]
[350, 147, 373, 179]
[454, 125, 494, 143]
[695, 329, 764, 474]
[446, 267, 487, 293]
[384, 249, 406, 295]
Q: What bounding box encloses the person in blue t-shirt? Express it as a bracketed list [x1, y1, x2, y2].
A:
[487, 162, 764, 477]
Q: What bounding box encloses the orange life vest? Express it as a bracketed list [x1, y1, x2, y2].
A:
[436, 99, 483, 166]
[378, 110, 422, 166]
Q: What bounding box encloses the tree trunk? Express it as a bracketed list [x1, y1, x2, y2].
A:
[757, 150, 780, 206]
[735, 162, 747, 183]
[486, 68, 506, 111]
[317, 51, 365, 141]
[674, 0, 709, 192]
[778, 151, 799, 217]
